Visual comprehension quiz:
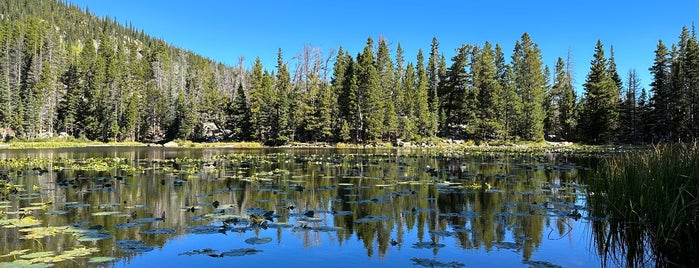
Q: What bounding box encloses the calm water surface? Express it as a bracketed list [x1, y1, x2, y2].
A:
[0, 147, 604, 267]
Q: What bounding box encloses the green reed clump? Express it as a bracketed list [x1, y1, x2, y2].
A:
[589, 143, 698, 267]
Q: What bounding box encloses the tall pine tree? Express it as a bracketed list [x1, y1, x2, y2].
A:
[580, 40, 620, 143]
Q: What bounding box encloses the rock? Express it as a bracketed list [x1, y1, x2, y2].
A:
[162, 141, 179, 147]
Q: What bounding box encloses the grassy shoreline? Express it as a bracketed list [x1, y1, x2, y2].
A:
[589, 143, 699, 267]
[0, 138, 602, 151]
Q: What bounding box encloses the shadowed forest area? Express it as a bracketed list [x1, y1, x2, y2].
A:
[0, 0, 698, 146]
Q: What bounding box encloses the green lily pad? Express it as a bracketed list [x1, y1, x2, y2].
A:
[186, 225, 224, 234]
[178, 248, 218, 256]
[310, 226, 343, 232]
[114, 222, 142, 229]
[0, 249, 30, 258]
[0, 259, 53, 268]
[354, 215, 393, 223]
[20, 251, 55, 259]
[116, 240, 154, 253]
[244, 237, 272, 244]
[91, 211, 124, 216]
[219, 248, 263, 257]
[62, 247, 99, 257]
[133, 217, 163, 223]
[45, 210, 68, 215]
[88, 256, 117, 263]
[411, 258, 465, 268]
[523, 260, 563, 268]
[267, 222, 294, 228]
[493, 241, 519, 250]
[412, 241, 445, 249]
[76, 232, 112, 242]
[140, 228, 176, 235]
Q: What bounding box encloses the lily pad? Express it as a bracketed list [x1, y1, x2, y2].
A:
[178, 248, 217, 256]
[133, 217, 163, 223]
[186, 225, 225, 234]
[116, 240, 154, 253]
[493, 241, 520, 250]
[267, 222, 294, 228]
[0, 259, 53, 268]
[91, 211, 124, 216]
[411, 257, 465, 268]
[76, 232, 112, 242]
[140, 228, 176, 235]
[113, 222, 142, 229]
[88, 256, 117, 263]
[219, 248, 263, 257]
[412, 241, 445, 249]
[0, 249, 30, 258]
[244, 237, 273, 244]
[45, 210, 68, 215]
[523, 260, 563, 268]
[19, 251, 55, 259]
[354, 215, 393, 223]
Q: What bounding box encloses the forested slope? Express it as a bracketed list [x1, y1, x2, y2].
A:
[1, 0, 697, 145]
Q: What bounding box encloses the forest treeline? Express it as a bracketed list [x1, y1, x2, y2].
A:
[1, 0, 698, 145]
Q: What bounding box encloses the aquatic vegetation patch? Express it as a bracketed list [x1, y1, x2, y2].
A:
[140, 228, 176, 235]
[522, 260, 562, 268]
[354, 215, 393, 223]
[115, 240, 154, 253]
[178, 248, 263, 257]
[244, 237, 272, 244]
[410, 258, 465, 268]
[412, 241, 446, 249]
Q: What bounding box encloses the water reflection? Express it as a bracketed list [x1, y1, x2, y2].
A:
[0, 148, 601, 267]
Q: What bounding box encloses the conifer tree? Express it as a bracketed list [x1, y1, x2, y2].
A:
[376, 38, 397, 140]
[415, 49, 432, 137]
[619, 69, 641, 142]
[545, 58, 568, 139]
[580, 40, 620, 143]
[427, 37, 441, 135]
[649, 40, 672, 141]
[439, 44, 470, 137]
[228, 83, 252, 141]
[356, 38, 383, 142]
[472, 42, 503, 140]
[270, 48, 294, 145]
[511, 33, 546, 141]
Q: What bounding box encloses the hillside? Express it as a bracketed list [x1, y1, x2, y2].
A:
[0, 0, 242, 142]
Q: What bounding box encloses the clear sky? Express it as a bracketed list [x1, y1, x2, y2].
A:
[64, 0, 697, 91]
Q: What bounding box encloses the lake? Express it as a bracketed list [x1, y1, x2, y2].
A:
[0, 147, 606, 267]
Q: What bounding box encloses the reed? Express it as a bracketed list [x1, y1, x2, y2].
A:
[588, 143, 699, 267]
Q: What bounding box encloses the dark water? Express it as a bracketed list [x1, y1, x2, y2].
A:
[0, 147, 603, 267]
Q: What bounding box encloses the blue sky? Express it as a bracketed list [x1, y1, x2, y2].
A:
[64, 0, 697, 91]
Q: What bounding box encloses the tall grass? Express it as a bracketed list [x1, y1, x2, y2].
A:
[588, 143, 699, 267]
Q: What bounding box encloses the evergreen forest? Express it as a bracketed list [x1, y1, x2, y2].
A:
[1, 0, 698, 145]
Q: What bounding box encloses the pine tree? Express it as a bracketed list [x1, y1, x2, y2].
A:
[495, 44, 521, 141]
[415, 49, 432, 138]
[228, 83, 252, 141]
[439, 44, 470, 137]
[619, 69, 641, 142]
[426, 37, 441, 135]
[545, 58, 568, 140]
[270, 48, 294, 145]
[559, 57, 577, 141]
[649, 40, 672, 141]
[511, 33, 546, 141]
[472, 42, 503, 141]
[376, 38, 397, 140]
[400, 63, 417, 140]
[580, 40, 620, 143]
[356, 37, 384, 142]
[688, 24, 699, 137]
